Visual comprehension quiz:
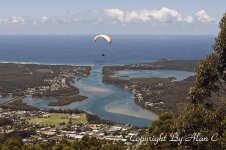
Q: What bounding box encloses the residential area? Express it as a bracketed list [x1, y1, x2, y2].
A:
[0, 108, 143, 148]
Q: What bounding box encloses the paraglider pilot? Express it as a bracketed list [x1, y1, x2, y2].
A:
[93, 34, 112, 56]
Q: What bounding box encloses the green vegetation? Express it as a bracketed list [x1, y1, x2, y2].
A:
[103, 63, 196, 114]
[0, 63, 91, 106]
[0, 63, 50, 96]
[40, 85, 80, 97]
[129, 77, 175, 84]
[29, 113, 87, 126]
[86, 113, 120, 125]
[139, 12, 226, 149]
[0, 99, 39, 111]
[102, 59, 199, 74]
[129, 77, 193, 114]
[152, 59, 199, 72]
[0, 136, 125, 150]
[45, 109, 119, 125]
[48, 95, 87, 106]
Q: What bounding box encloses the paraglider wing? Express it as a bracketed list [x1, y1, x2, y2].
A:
[93, 34, 112, 43]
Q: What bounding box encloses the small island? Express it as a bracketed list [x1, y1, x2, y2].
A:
[0, 63, 91, 106]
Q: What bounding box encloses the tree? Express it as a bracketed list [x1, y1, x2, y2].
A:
[188, 13, 226, 105]
[175, 104, 225, 149]
[188, 54, 221, 104]
[52, 139, 71, 150]
[184, 12, 226, 149]
[142, 12, 226, 149]
[142, 113, 177, 149]
[213, 13, 226, 82]
[1, 136, 24, 150]
[35, 141, 52, 150]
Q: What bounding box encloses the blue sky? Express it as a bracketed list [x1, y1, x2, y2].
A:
[0, 0, 225, 35]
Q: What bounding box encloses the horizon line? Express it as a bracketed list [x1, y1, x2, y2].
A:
[0, 34, 216, 36]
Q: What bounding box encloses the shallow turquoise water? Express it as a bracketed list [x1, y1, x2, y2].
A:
[0, 96, 13, 104]
[112, 70, 195, 81]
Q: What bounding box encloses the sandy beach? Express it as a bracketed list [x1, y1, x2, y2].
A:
[105, 103, 158, 121]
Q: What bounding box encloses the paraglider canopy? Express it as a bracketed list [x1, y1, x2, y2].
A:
[93, 34, 112, 44]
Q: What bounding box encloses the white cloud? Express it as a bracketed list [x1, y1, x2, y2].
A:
[39, 16, 81, 25]
[104, 7, 193, 24]
[148, 7, 193, 23]
[10, 16, 25, 24]
[105, 9, 125, 22]
[41, 16, 49, 23]
[0, 16, 25, 25]
[195, 10, 215, 23]
[184, 16, 194, 23]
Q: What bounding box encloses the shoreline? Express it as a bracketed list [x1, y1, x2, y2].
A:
[105, 104, 158, 121]
[0, 61, 94, 67]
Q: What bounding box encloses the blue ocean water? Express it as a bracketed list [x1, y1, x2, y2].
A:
[0, 35, 213, 64]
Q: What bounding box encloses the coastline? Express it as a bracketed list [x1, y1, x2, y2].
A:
[0, 61, 95, 67]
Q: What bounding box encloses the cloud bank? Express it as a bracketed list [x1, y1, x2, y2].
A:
[104, 7, 194, 23]
[0, 8, 216, 26]
[0, 16, 25, 25]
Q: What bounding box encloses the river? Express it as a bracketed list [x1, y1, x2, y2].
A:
[21, 64, 195, 127]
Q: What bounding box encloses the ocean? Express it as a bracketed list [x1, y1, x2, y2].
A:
[0, 35, 214, 64]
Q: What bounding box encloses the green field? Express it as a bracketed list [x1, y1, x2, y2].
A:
[29, 113, 87, 126]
